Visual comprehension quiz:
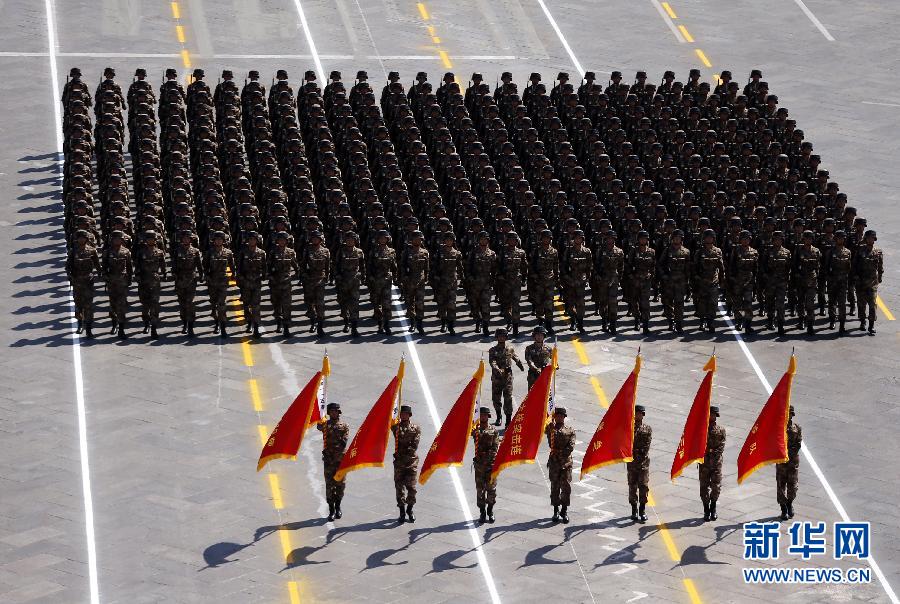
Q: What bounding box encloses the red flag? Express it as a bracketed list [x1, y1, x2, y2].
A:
[418, 361, 485, 485]
[490, 347, 557, 482]
[306, 355, 330, 428]
[737, 355, 797, 484]
[256, 355, 330, 472]
[580, 354, 641, 479]
[671, 355, 717, 480]
[334, 360, 405, 482]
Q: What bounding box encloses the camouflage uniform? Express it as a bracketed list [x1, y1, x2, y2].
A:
[699, 423, 725, 505]
[545, 421, 576, 507]
[368, 244, 397, 327]
[627, 422, 652, 505]
[318, 417, 350, 508]
[561, 245, 593, 328]
[729, 246, 759, 328]
[626, 246, 656, 326]
[764, 245, 792, 328]
[524, 342, 553, 391]
[400, 246, 430, 322]
[471, 422, 499, 507]
[775, 420, 802, 508]
[467, 247, 497, 325]
[432, 245, 464, 326]
[530, 245, 559, 325]
[135, 245, 167, 328]
[103, 244, 132, 326]
[793, 244, 821, 329]
[237, 247, 267, 325]
[593, 245, 624, 328]
[302, 245, 331, 323]
[172, 243, 202, 326]
[334, 244, 365, 324]
[826, 245, 852, 327]
[658, 244, 691, 327]
[694, 246, 725, 327]
[67, 244, 102, 326]
[498, 244, 527, 327]
[391, 421, 421, 507]
[489, 342, 523, 419]
[205, 246, 235, 326]
[268, 245, 299, 328]
[852, 245, 884, 329]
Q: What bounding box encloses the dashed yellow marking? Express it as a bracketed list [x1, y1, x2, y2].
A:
[695, 48, 712, 67]
[242, 340, 255, 367]
[268, 474, 284, 509]
[257, 425, 269, 446]
[683, 579, 702, 604]
[278, 527, 294, 562]
[678, 25, 694, 42]
[571, 339, 590, 365]
[170, 1, 180, 19]
[661, 2, 677, 18]
[417, 2, 430, 20]
[288, 582, 301, 604]
[589, 376, 609, 408]
[438, 50, 452, 68]
[427, 25, 436, 35]
[657, 522, 681, 562]
[180, 48, 191, 68]
[432, 36, 441, 44]
[248, 378, 263, 411]
[175, 25, 185, 43]
[877, 296, 896, 320]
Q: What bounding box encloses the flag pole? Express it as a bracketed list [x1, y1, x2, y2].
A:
[321, 348, 328, 414]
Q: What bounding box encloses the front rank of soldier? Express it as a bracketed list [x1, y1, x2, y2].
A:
[392, 405, 421, 523]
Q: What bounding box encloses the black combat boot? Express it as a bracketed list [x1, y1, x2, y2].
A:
[829, 316, 835, 330]
[578, 320, 586, 334]
[334, 501, 342, 519]
[634, 318, 641, 331]
[493, 407, 502, 426]
[253, 323, 261, 338]
[309, 318, 317, 333]
[765, 318, 774, 331]
[777, 321, 785, 336]
[317, 321, 326, 338]
[797, 317, 805, 331]
[631, 502, 638, 521]
[545, 317, 555, 336]
[220, 321, 228, 337]
[111, 320, 119, 335]
[187, 322, 195, 337]
[149, 325, 158, 340]
[416, 320, 424, 335]
[601, 318, 608, 332]
[709, 500, 718, 521]
[118, 323, 126, 339]
[142, 319, 149, 334]
[560, 506, 569, 524]
[478, 505, 487, 524]
[486, 503, 495, 523]
[779, 503, 788, 521]
[406, 504, 415, 523]
[84, 322, 94, 339]
[384, 321, 392, 335]
[787, 502, 795, 518]
[860, 318, 866, 331]
[703, 500, 710, 521]
[806, 320, 814, 335]
[397, 504, 406, 524]
[440, 318, 446, 333]
[744, 321, 754, 334]
[512, 323, 519, 337]
[642, 321, 650, 335]
[474, 320, 481, 333]
[638, 503, 647, 523]
[283, 323, 291, 338]
[868, 319, 876, 335]
[482, 321, 489, 336]
[275, 318, 282, 333]
[675, 322, 684, 334]
[707, 319, 715, 334]
[342, 317, 349, 333]
[447, 321, 455, 335]
[408, 320, 416, 333]
[609, 320, 617, 334]
[552, 505, 560, 522]
[327, 502, 335, 521]
[214, 320, 220, 334]
[350, 321, 359, 337]
[504, 414, 511, 428]
[75, 318, 83, 334]
[245, 320, 252, 333]
[838, 320, 845, 335]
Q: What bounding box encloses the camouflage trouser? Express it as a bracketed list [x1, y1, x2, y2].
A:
[827, 278, 849, 323]
[775, 462, 798, 504]
[393, 463, 418, 506]
[107, 277, 129, 323]
[568, 279, 588, 321]
[323, 461, 346, 504]
[856, 284, 878, 323]
[532, 278, 555, 320]
[527, 369, 541, 391]
[491, 373, 513, 417]
[207, 281, 229, 322]
[270, 280, 293, 323]
[370, 278, 393, 322]
[592, 280, 618, 323]
[432, 281, 457, 321]
[796, 282, 817, 322]
[303, 278, 326, 320]
[730, 282, 754, 325]
[335, 276, 360, 320]
[630, 277, 651, 323]
[499, 279, 523, 322]
[817, 274, 827, 310]
[663, 278, 687, 322]
[174, 279, 197, 323]
[698, 461, 722, 503]
[138, 279, 161, 325]
[402, 279, 426, 320]
[847, 279, 856, 311]
[766, 280, 788, 324]
[240, 280, 263, 323]
[695, 281, 719, 322]
[474, 465, 497, 507]
[548, 460, 572, 506]
[72, 277, 95, 322]
[627, 463, 649, 504]
[469, 280, 492, 321]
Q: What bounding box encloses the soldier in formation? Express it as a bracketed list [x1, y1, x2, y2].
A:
[391, 405, 421, 523]
[628, 405, 652, 523]
[699, 406, 725, 521]
[318, 402, 350, 522]
[545, 407, 576, 523]
[489, 328, 524, 427]
[472, 406, 499, 523]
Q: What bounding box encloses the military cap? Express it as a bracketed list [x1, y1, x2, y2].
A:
[533, 325, 547, 336]
[477, 230, 490, 240]
[304, 70, 315, 80]
[495, 327, 508, 338]
[443, 72, 455, 81]
[326, 402, 341, 413]
[672, 229, 684, 238]
[353, 70, 367, 80]
[343, 231, 359, 241]
[471, 72, 483, 81]
[165, 68, 177, 78]
[192, 68, 204, 78]
[750, 69, 762, 78]
[864, 230, 877, 240]
[501, 71, 512, 80]
[540, 229, 553, 239]
[479, 407, 492, 416]
[110, 230, 125, 240]
[248, 70, 260, 79]
[530, 72, 542, 81]
[739, 230, 752, 239]
[143, 230, 158, 240]
[309, 230, 323, 240]
[375, 229, 390, 239]
[329, 70, 341, 80]
[177, 229, 193, 239]
[636, 70, 647, 78]
[442, 231, 456, 241]
[416, 71, 427, 81]
[573, 229, 585, 238]
[689, 68, 701, 77]
[553, 407, 567, 416]
[505, 230, 520, 240]
[584, 71, 595, 79]
[663, 70, 675, 78]
[834, 230, 846, 238]
[772, 230, 785, 240]
[611, 71, 622, 78]
[134, 68, 147, 78]
[69, 67, 82, 77]
[74, 229, 89, 239]
[273, 231, 289, 241]
[710, 406, 720, 416]
[399, 405, 413, 415]
[605, 231, 618, 239]
[222, 70, 233, 79]
[411, 230, 424, 239]
[388, 71, 400, 80]
[635, 404, 646, 414]
[245, 231, 260, 241]
[103, 66, 116, 77]
[637, 230, 650, 239]
[802, 230, 815, 240]
[703, 228, 716, 239]
[557, 72, 569, 80]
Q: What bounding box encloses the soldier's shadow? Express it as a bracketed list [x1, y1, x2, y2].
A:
[326, 518, 396, 544]
[407, 520, 473, 544]
[284, 544, 330, 570]
[483, 517, 555, 543]
[519, 542, 576, 568]
[672, 520, 743, 568]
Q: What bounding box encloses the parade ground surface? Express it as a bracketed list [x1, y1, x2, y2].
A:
[3, 0, 900, 603]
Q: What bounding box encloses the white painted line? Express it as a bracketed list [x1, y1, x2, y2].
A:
[289, 0, 326, 82]
[534, 0, 585, 77]
[718, 305, 898, 604]
[2, 51, 524, 61]
[58, 52, 181, 58]
[0, 51, 50, 56]
[792, 0, 835, 41]
[210, 53, 352, 60]
[862, 100, 900, 108]
[650, 0, 687, 43]
[44, 0, 99, 602]
[391, 291, 502, 604]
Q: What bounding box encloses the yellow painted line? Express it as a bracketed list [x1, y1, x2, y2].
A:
[695, 48, 712, 67]
[170, 1, 180, 19]
[648, 492, 656, 506]
[877, 296, 896, 320]
[657, 522, 681, 562]
[438, 50, 452, 68]
[417, 2, 430, 20]
[678, 25, 694, 42]
[242, 341, 255, 367]
[683, 579, 702, 604]
[248, 378, 263, 410]
[257, 424, 269, 446]
[589, 376, 609, 408]
[288, 581, 301, 604]
[661, 2, 677, 18]
[432, 36, 441, 44]
[175, 25, 186, 43]
[278, 527, 294, 562]
[571, 339, 590, 365]
[268, 474, 284, 509]
[180, 48, 191, 68]
[427, 25, 435, 35]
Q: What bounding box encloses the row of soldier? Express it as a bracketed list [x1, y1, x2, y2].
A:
[318, 330, 803, 525]
[61, 67, 884, 340]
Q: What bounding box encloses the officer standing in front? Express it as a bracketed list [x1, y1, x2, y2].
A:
[489, 328, 524, 427]
[318, 402, 350, 521]
[628, 405, 652, 523]
[776, 405, 802, 521]
[699, 406, 725, 521]
[472, 407, 499, 523]
[545, 407, 575, 523]
[391, 405, 421, 523]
